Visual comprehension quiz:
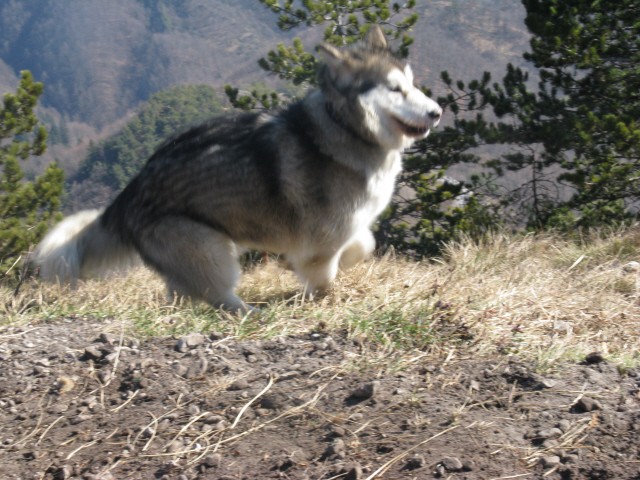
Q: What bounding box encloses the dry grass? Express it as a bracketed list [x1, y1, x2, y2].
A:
[2, 228, 640, 370]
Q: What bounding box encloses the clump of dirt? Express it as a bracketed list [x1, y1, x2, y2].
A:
[1, 317, 639, 479]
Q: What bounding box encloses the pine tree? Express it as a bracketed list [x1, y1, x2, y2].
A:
[0, 71, 64, 281]
[424, 0, 640, 232]
[225, 0, 418, 109]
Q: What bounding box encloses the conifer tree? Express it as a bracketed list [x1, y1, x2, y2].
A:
[424, 0, 640, 232]
[0, 71, 64, 280]
[225, 0, 418, 109]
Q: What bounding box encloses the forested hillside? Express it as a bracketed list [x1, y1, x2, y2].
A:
[0, 0, 529, 182]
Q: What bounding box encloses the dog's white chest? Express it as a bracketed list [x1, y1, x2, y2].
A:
[355, 152, 401, 228]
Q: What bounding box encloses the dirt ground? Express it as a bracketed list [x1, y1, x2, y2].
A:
[1, 316, 639, 480]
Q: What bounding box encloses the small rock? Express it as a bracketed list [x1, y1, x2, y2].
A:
[203, 414, 226, 425]
[540, 455, 561, 468]
[166, 440, 183, 454]
[573, 396, 602, 412]
[584, 351, 606, 364]
[404, 454, 426, 470]
[172, 363, 188, 377]
[622, 261, 640, 273]
[186, 404, 200, 416]
[70, 413, 92, 425]
[342, 462, 363, 480]
[325, 438, 345, 456]
[175, 333, 205, 352]
[54, 465, 73, 479]
[203, 453, 221, 468]
[557, 419, 571, 432]
[228, 379, 250, 391]
[175, 339, 189, 353]
[141, 427, 155, 439]
[349, 413, 364, 422]
[83, 345, 103, 361]
[185, 356, 208, 379]
[35, 358, 51, 367]
[98, 370, 111, 384]
[48, 403, 68, 414]
[537, 428, 563, 440]
[260, 393, 288, 410]
[440, 456, 464, 472]
[330, 425, 346, 437]
[32, 365, 49, 375]
[98, 333, 118, 345]
[350, 381, 379, 400]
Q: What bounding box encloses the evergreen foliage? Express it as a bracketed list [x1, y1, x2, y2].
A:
[420, 0, 640, 238]
[225, 0, 417, 109]
[0, 71, 64, 280]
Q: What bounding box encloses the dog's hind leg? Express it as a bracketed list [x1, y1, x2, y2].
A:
[137, 216, 249, 312]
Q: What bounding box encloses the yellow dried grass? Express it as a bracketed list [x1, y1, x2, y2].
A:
[2, 228, 639, 369]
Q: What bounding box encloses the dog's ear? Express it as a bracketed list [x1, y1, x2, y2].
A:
[365, 25, 388, 50]
[316, 43, 344, 66]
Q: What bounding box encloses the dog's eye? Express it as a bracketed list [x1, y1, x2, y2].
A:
[389, 86, 403, 94]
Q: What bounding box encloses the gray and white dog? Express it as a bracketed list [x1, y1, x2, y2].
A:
[35, 26, 442, 311]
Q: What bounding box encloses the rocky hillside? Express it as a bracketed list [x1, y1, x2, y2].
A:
[0, 0, 530, 176]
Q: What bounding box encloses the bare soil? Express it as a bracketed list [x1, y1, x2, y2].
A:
[1, 316, 639, 480]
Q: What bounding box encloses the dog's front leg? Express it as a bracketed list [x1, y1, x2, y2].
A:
[291, 252, 341, 299]
[339, 228, 375, 270]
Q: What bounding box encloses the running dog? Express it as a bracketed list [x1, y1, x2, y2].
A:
[35, 26, 442, 311]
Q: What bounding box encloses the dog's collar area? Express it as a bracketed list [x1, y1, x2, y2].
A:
[324, 102, 377, 147]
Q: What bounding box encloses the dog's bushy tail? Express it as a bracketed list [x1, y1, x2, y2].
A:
[34, 209, 138, 284]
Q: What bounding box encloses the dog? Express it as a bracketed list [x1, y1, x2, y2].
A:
[34, 26, 442, 312]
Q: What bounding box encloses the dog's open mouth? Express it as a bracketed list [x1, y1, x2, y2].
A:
[393, 117, 429, 137]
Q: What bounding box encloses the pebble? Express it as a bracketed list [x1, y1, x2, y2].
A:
[175, 333, 206, 353]
[440, 456, 464, 472]
[98, 370, 111, 384]
[228, 378, 250, 391]
[537, 428, 563, 440]
[325, 438, 345, 456]
[342, 462, 363, 480]
[584, 351, 606, 364]
[260, 392, 288, 410]
[203, 453, 222, 468]
[557, 419, 571, 432]
[350, 381, 379, 400]
[540, 455, 561, 468]
[98, 333, 119, 345]
[185, 356, 208, 379]
[574, 396, 602, 412]
[622, 261, 640, 273]
[70, 413, 92, 425]
[405, 453, 426, 470]
[166, 440, 183, 453]
[83, 345, 103, 361]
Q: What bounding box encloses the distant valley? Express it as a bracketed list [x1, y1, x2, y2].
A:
[0, 0, 531, 202]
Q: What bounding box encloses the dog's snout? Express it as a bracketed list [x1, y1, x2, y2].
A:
[429, 108, 442, 121]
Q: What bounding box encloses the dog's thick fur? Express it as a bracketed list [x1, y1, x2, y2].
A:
[35, 26, 442, 311]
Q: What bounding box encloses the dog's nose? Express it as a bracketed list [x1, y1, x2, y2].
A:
[428, 107, 443, 127]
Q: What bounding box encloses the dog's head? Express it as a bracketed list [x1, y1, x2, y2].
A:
[317, 26, 442, 150]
